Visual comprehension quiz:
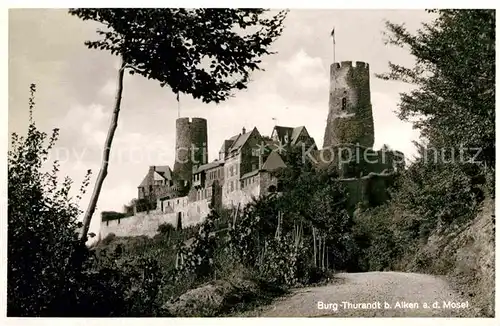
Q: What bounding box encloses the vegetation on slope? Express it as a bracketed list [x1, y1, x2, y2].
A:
[351, 9, 495, 316]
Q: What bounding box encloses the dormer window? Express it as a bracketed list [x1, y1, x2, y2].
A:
[341, 98, 347, 111]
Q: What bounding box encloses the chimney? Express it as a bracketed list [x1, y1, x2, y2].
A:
[242, 127, 246, 134]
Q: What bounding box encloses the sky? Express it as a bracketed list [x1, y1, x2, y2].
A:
[8, 9, 431, 235]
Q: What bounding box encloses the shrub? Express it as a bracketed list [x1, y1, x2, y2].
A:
[7, 85, 93, 316]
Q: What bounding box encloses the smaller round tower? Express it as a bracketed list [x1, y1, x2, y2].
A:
[173, 117, 192, 182]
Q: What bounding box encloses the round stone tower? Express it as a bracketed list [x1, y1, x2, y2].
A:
[190, 118, 208, 168]
[173, 117, 208, 184]
[173, 117, 192, 182]
[323, 61, 374, 149]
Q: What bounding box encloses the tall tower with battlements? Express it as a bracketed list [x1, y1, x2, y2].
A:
[173, 117, 208, 184]
[323, 61, 374, 149]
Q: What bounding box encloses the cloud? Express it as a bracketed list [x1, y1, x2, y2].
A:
[99, 78, 116, 98]
[277, 49, 328, 90]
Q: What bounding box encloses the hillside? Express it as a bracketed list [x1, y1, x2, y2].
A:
[400, 197, 495, 317]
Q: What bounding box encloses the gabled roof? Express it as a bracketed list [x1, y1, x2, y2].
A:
[138, 165, 172, 187]
[139, 175, 149, 187]
[261, 151, 287, 171]
[154, 166, 173, 180]
[228, 128, 256, 153]
[291, 126, 305, 144]
[221, 127, 259, 156]
[219, 135, 239, 157]
[272, 125, 312, 146]
[272, 126, 294, 143]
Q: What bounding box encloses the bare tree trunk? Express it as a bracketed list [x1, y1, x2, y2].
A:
[324, 241, 327, 269]
[312, 226, 317, 267]
[322, 236, 326, 270]
[318, 235, 322, 269]
[79, 57, 126, 242]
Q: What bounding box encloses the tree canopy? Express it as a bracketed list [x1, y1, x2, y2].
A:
[378, 9, 495, 167]
[69, 9, 287, 103]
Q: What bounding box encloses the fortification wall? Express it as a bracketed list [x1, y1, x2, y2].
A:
[340, 172, 396, 209]
[100, 211, 178, 238]
[100, 198, 211, 239]
[323, 61, 374, 149]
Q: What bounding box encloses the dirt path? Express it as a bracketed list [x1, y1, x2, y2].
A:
[243, 272, 478, 317]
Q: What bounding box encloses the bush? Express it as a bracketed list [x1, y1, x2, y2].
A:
[7, 85, 93, 316]
[7, 86, 167, 317]
[158, 223, 175, 235]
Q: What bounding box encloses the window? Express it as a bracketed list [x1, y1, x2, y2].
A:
[230, 166, 234, 177]
[341, 97, 347, 111]
[241, 180, 245, 189]
[230, 181, 234, 192]
[204, 189, 207, 198]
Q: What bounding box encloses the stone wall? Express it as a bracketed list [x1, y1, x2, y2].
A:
[340, 172, 396, 210]
[222, 176, 259, 208]
[100, 197, 211, 239]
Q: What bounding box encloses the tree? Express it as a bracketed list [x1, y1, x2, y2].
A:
[69, 9, 288, 241]
[377, 10, 495, 167]
[7, 85, 92, 315]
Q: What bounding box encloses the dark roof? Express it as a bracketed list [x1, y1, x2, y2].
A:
[194, 160, 225, 173]
[272, 126, 294, 142]
[228, 128, 255, 152]
[262, 151, 287, 171]
[138, 165, 172, 187]
[291, 126, 305, 144]
[154, 166, 173, 180]
[221, 127, 259, 156]
[219, 137, 237, 157]
[272, 125, 310, 145]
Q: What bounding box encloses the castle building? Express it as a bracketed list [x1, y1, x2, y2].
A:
[100, 119, 316, 239]
[100, 56, 405, 239]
